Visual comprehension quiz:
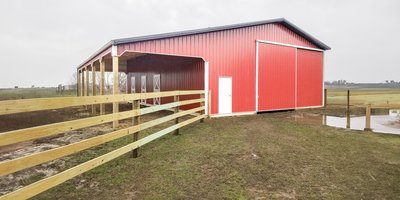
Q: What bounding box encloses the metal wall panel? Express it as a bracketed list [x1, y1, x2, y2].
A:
[296, 49, 323, 107]
[258, 43, 296, 111]
[118, 23, 320, 114]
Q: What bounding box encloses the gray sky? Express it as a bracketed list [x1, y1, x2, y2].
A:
[0, 0, 399, 88]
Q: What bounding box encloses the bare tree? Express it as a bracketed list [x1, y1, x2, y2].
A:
[70, 71, 77, 86]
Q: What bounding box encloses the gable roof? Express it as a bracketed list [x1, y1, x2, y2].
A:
[78, 18, 330, 68]
[112, 18, 330, 50]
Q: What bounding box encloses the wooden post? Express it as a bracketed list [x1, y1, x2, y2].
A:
[208, 90, 212, 118]
[200, 92, 205, 123]
[85, 66, 89, 97]
[81, 68, 85, 97]
[77, 69, 80, 97]
[91, 65, 96, 114]
[112, 56, 119, 129]
[174, 95, 180, 135]
[99, 59, 105, 115]
[346, 89, 350, 128]
[132, 100, 140, 157]
[324, 88, 327, 108]
[364, 104, 372, 131]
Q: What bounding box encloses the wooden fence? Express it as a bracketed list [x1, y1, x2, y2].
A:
[0, 90, 207, 199]
[324, 89, 400, 130]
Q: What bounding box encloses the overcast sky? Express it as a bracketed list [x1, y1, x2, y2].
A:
[0, 0, 399, 88]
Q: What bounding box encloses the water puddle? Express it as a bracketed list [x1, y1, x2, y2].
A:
[322, 115, 400, 135]
[292, 112, 400, 135]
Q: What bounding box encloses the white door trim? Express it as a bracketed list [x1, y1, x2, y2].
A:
[256, 40, 324, 52]
[204, 61, 209, 115]
[255, 41, 259, 112]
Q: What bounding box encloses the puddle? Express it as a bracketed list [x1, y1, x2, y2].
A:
[292, 113, 400, 135]
[323, 115, 400, 135]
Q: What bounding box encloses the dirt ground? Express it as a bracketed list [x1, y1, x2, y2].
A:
[1, 106, 399, 199]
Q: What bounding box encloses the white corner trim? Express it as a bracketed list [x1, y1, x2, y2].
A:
[111, 45, 118, 57]
[211, 111, 256, 118]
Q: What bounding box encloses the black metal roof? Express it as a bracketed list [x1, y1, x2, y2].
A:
[112, 18, 330, 50]
[78, 18, 330, 68]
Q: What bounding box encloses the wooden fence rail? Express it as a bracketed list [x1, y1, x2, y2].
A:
[0, 90, 207, 200]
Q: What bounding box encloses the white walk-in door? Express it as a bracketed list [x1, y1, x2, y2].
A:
[218, 76, 232, 114]
[153, 74, 161, 105]
[141, 75, 146, 104]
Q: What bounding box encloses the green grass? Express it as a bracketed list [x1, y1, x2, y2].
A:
[30, 112, 400, 200]
[0, 88, 76, 101]
[327, 88, 400, 106]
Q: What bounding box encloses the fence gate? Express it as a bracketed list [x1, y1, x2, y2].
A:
[153, 74, 161, 105]
[141, 75, 146, 104]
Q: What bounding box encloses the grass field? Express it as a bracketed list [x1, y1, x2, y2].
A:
[327, 88, 400, 106]
[0, 88, 399, 199]
[25, 111, 399, 199]
[0, 88, 76, 101]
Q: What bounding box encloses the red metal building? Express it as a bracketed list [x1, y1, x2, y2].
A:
[77, 18, 330, 117]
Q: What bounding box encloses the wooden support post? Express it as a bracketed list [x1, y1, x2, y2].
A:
[85, 66, 89, 97]
[364, 104, 372, 131]
[208, 90, 212, 118]
[324, 88, 327, 108]
[81, 68, 85, 97]
[77, 70, 80, 97]
[112, 56, 119, 129]
[132, 100, 140, 157]
[200, 93, 205, 123]
[100, 59, 105, 115]
[91, 65, 96, 115]
[346, 90, 350, 128]
[174, 95, 180, 135]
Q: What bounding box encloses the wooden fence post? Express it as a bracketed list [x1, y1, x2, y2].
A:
[200, 92, 205, 123]
[132, 99, 140, 158]
[364, 104, 372, 131]
[174, 95, 180, 135]
[91, 65, 96, 115]
[346, 90, 350, 128]
[77, 69, 80, 97]
[324, 88, 327, 108]
[99, 59, 105, 115]
[112, 56, 119, 129]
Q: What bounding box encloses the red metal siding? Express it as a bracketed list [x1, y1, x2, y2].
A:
[118, 23, 321, 114]
[126, 54, 204, 109]
[258, 43, 296, 111]
[296, 49, 323, 107]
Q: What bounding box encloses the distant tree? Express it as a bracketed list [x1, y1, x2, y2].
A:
[14, 86, 18, 89]
[70, 71, 77, 86]
[31, 85, 35, 88]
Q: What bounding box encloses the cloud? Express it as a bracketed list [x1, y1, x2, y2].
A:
[0, 0, 399, 87]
